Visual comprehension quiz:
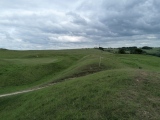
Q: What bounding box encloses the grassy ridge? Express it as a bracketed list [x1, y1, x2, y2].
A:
[0, 49, 88, 94]
[0, 49, 160, 119]
[0, 49, 105, 94]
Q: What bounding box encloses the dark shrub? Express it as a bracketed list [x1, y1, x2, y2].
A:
[130, 48, 143, 54]
[99, 47, 104, 51]
[118, 48, 126, 54]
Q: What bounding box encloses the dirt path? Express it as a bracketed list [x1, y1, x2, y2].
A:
[0, 83, 56, 98]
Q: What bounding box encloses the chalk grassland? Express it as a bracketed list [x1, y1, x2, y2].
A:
[0, 49, 160, 120]
[0, 49, 100, 94]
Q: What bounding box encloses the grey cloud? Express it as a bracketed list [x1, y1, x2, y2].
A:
[66, 12, 88, 26]
[0, 0, 160, 50]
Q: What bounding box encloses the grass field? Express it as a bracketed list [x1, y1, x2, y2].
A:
[143, 47, 160, 57]
[0, 49, 160, 120]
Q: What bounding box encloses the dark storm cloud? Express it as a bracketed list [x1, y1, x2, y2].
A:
[0, 0, 160, 50]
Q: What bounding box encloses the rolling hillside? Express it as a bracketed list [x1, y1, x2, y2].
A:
[0, 49, 160, 120]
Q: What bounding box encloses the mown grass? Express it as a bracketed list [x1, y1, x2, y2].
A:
[0, 49, 160, 120]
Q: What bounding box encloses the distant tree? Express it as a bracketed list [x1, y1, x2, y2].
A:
[99, 47, 104, 51]
[142, 46, 152, 49]
[130, 48, 143, 54]
[118, 48, 126, 54]
[121, 46, 137, 51]
[0, 48, 7, 50]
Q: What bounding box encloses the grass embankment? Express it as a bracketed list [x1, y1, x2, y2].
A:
[0, 49, 96, 94]
[0, 49, 160, 119]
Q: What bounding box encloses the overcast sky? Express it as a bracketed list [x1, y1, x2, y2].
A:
[0, 0, 160, 50]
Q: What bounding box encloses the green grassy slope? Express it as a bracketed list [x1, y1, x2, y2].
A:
[0, 49, 100, 94]
[0, 49, 160, 120]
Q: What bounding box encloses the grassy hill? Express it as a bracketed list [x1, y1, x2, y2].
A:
[0, 49, 99, 94]
[0, 49, 160, 120]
